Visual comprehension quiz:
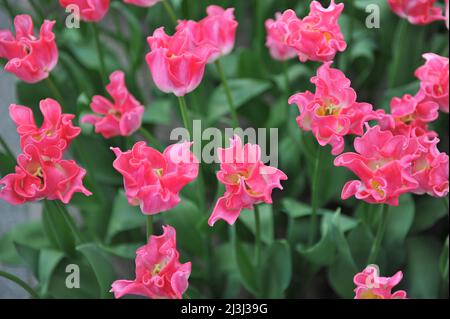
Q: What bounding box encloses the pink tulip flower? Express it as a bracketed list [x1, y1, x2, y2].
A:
[354, 265, 407, 299]
[265, 10, 299, 61]
[82, 71, 145, 138]
[0, 15, 58, 83]
[111, 225, 191, 299]
[59, 0, 110, 22]
[111, 141, 199, 215]
[123, 0, 161, 7]
[387, 0, 445, 25]
[208, 135, 287, 226]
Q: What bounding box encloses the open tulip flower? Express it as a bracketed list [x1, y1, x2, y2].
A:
[82, 71, 145, 138]
[111, 141, 199, 215]
[111, 225, 191, 299]
[354, 265, 407, 299]
[59, 0, 110, 22]
[387, 0, 446, 25]
[208, 135, 287, 226]
[0, 14, 58, 83]
[265, 10, 299, 61]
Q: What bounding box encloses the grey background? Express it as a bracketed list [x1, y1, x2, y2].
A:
[0, 10, 36, 298]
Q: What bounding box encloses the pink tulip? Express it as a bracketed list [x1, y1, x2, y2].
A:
[9, 99, 81, 154]
[59, 0, 110, 22]
[0, 15, 58, 83]
[265, 10, 299, 61]
[208, 135, 287, 226]
[111, 141, 199, 215]
[81, 71, 145, 138]
[334, 125, 420, 205]
[0, 144, 91, 205]
[123, 0, 161, 7]
[354, 265, 407, 299]
[111, 225, 191, 299]
[146, 27, 217, 96]
[387, 0, 445, 25]
[289, 62, 376, 155]
[286, 0, 347, 63]
[415, 53, 449, 113]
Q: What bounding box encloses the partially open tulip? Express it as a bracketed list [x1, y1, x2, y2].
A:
[354, 265, 407, 299]
[81, 71, 145, 138]
[289, 62, 376, 155]
[111, 141, 199, 215]
[0, 15, 58, 83]
[387, 0, 445, 25]
[208, 135, 287, 226]
[9, 99, 81, 154]
[111, 225, 191, 299]
[0, 144, 91, 205]
[59, 0, 110, 22]
[123, 0, 161, 7]
[146, 27, 218, 96]
[334, 125, 420, 205]
[286, 0, 347, 63]
[265, 10, 299, 61]
[415, 53, 449, 113]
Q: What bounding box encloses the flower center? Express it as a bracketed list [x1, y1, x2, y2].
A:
[108, 109, 122, 119]
[316, 101, 341, 117]
[360, 289, 383, 299]
[370, 180, 385, 197]
[152, 263, 162, 276]
[153, 168, 164, 178]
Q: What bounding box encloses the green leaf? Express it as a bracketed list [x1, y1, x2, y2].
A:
[273, 64, 311, 91]
[233, 230, 259, 296]
[440, 237, 449, 282]
[240, 204, 274, 245]
[411, 197, 448, 233]
[405, 236, 441, 299]
[348, 223, 374, 269]
[37, 249, 65, 295]
[384, 194, 415, 248]
[76, 243, 116, 299]
[262, 240, 292, 298]
[0, 152, 15, 176]
[143, 99, 173, 125]
[207, 79, 272, 125]
[100, 243, 142, 260]
[106, 190, 144, 243]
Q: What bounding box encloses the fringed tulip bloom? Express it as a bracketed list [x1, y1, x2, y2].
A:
[111, 142, 199, 215]
[354, 265, 407, 299]
[81, 71, 145, 138]
[111, 225, 191, 299]
[286, 0, 346, 63]
[146, 27, 217, 97]
[123, 0, 161, 7]
[178, 5, 238, 63]
[265, 10, 299, 61]
[9, 99, 81, 154]
[415, 53, 449, 113]
[0, 15, 58, 83]
[0, 144, 91, 205]
[411, 137, 449, 197]
[59, 0, 110, 22]
[208, 135, 287, 226]
[387, 0, 445, 25]
[334, 125, 420, 205]
[289, 62, 376, 155]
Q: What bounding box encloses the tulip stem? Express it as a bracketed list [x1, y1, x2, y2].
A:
[45, 76, 65, 105]
[177, 96, 192, 137]
[367, 204, 389, 265]
[0, 270, 40, 299]
[162, 0, 177, 26]
[91, 23, 107, 86]
[215, 59, 239, 129]
[138, 127, 162, 151]
[254, 205, 262, 268]
[282, 61, 290, 94]
[0, 134, 15, 163]
[146, 215, 153, 240]
[309, 146, 322, 245]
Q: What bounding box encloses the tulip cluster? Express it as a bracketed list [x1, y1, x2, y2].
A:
[0, 99, 91, 204]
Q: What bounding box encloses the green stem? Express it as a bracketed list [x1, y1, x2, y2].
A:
[367, 204, 389, 265]
[177, 96, 192, 137]
[0, 270, 40, 299]
[45, 76, 65, 105]
[138, 127, 162, 150]
[91, 23, 107, 86]
[0, 134, 15, 162]
[146, 215, 153, 240]
[282, 61, 290, 95]
[254, 205, 262, 267]
[309, 146, 322, 245]
[161, 0, 177, 26]
[215, 59, 239, 128]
